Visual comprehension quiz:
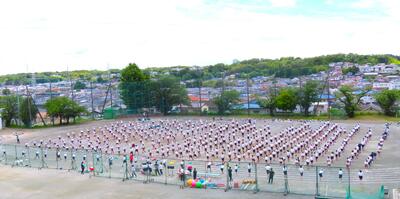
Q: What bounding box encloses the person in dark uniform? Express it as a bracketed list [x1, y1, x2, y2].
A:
[228, 166, 233, 182]
[193, 168, 197, 180]
[268, 168, 275, 184]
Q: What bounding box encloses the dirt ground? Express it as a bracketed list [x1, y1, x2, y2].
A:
[0, 116, 399, 198]
[1, 116, 399, 168]
[0, 166, 313, 199]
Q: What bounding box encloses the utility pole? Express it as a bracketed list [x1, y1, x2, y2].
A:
[26, 69, 32, 128]
[299, 76, 303, 114]
[327, 68, 331, 120]
[49, 80, 54, 125]
[222, 72, 226, 93]
[90, 81, 95, 120]
[16, 85, 20, 126]
[199, 82, 202, 115]
[67, 66, 75, 101]
[25, 85, 46, 126]
[198, 68, 202, 115]
[246, 74, 250, 116]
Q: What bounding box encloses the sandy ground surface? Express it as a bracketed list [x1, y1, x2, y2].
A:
[0, 166, 313, 199]
[1, 116, 399, 168]
[0, 116, 399, 198]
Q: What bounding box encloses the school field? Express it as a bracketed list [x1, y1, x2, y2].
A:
[0, 166, 315, 199]
[0, 116, 399, 198]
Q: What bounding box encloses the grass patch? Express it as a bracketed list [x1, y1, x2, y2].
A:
[7, 117, 94, 129]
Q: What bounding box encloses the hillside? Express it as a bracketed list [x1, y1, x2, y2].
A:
[1, 53, 399, 85]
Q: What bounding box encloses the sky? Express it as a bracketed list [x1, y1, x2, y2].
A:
[0, 0, 399, 75]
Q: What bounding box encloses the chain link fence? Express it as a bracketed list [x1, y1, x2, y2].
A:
[0, 144, 377, 198]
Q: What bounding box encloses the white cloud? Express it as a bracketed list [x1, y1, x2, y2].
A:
[350, 0, 376, 8]
[324, 0, 335, 5]
[0, 0, 398, 75]
[268, 0, 297, 8]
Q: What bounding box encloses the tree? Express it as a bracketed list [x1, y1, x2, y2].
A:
[335, 85, 371, 118]
[298, 81, 319, 116]
[119, 63, 150, 111]
[96, 76, 107, 83]
[120, 63, 148, 82]
[375, 89, 400, 116]
[64, 101, 87, 124]
[73, 81, 86, 90]
[45, 97, 87, 125]
[342, 66, 360, 75]
[213, 90, 240, 115]
[2, 88, 11, 95]
[276, 88, 298, 113]
[257, 88, 277, 116]
[151, 76, 189, 115]
[0, 95, 18, 126]
[19, 97, 38, 127]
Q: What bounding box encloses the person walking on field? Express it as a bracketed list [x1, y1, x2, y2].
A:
[268, 168, 275, 184]
[338, 168, 343, 181]
[247, 163, 252, 177]
[193, 168, 197, 180]
[298, 165, 304, 177]
[80, 161, 85, 174]
[131, 164, 137, 178]
[228, 166, 233, 182]
[358, 170, 363, 180]
[234, 164, 239, 175]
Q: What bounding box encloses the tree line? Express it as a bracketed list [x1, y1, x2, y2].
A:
[144, 54, 400, 82]
[213, 82, 400, 118]
[2, 54, 399, 86]
[0, 93, 87, 127]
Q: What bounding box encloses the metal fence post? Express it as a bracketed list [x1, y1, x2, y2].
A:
[347, 167, 351, 199]
[165, 159, 168, 185]
[108, 155, 112, 178]
[92, 151, 95, 177]
[225, 162, 229, 192]
[13, 144, 17, 167]
[182, 161, 186, 188]
[4, 144, 8, 165]
[27, 146, 31, 167]
[254, 162, 259, 193]
[40, 147, 45, 169]
[316, 166, 319, 197]
[56, 149, 59, 169]
[123, 155, 129, 181]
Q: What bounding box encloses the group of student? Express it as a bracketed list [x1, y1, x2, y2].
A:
[18, 118, 389, 182]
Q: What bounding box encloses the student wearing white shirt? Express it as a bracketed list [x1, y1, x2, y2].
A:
[338, 168, 343, 180]
[298, 165, 304, 176]
[265, 164, 271, 175]
[358, 170, 363, 180]
[319, 169, 324, 178]
[234, 164, 239, 175]
[247, 163, 252, 176]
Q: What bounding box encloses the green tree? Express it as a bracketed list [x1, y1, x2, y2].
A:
[375, 89, 400, 116]
[96, 76, 107, 83]
[44, 97, 87, 125]
[342, 66, 360, 75]
[119, 63, 150, 111]
[120, 63, 148, 82]
[2, 88, 11, 95]
[276, 88, 298, 113]
[298, 80, 319, 116]
[257, 88, 277, 116]
[213, 90, 240, 115]
[73, 81, 86, 90]
[19, 97, 38, 127]
[151, 76, 189, 115]
[335, 85, 371, 118]
[0, 95, 18, 126]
